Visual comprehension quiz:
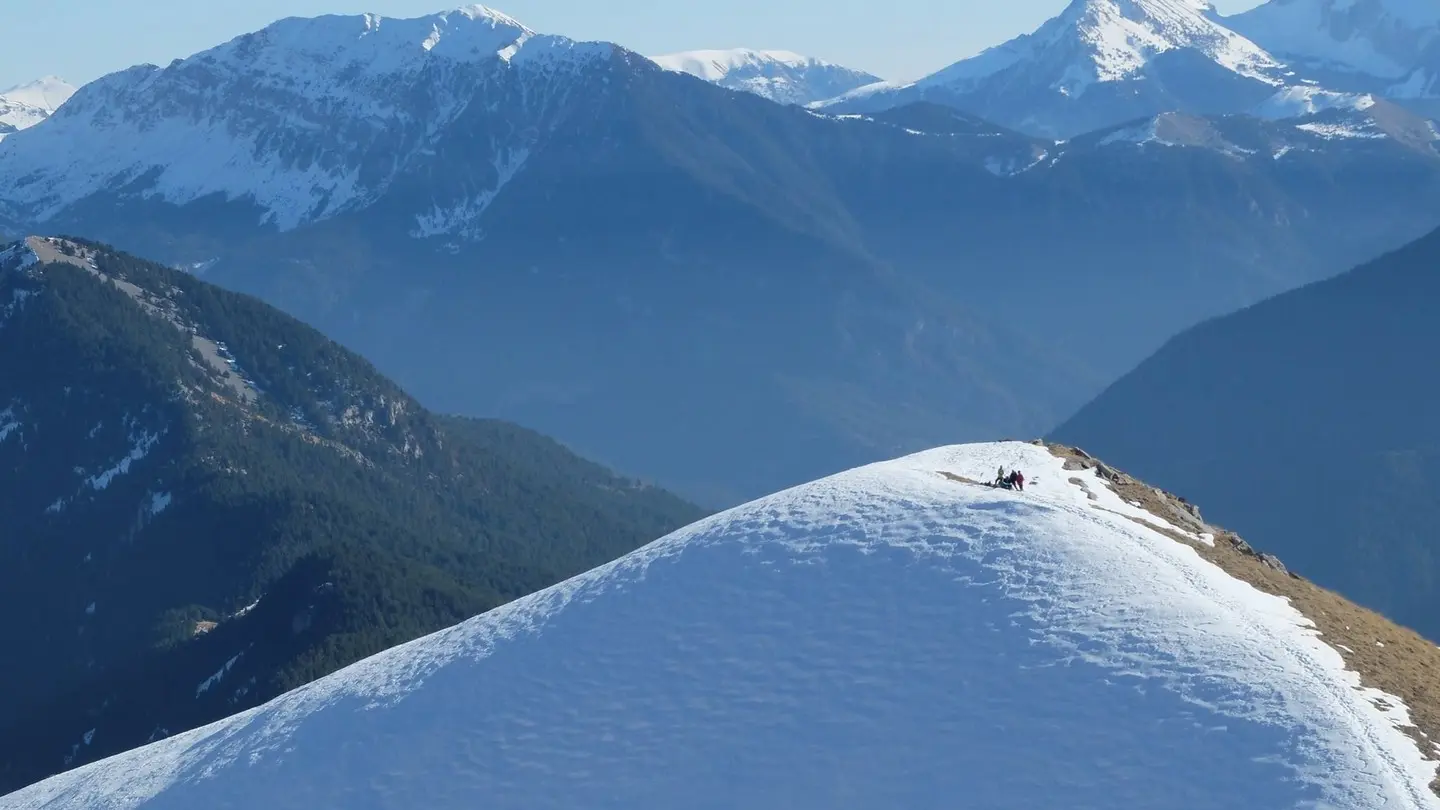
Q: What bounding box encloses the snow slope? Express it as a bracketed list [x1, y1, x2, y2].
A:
[651, 48, 881, 105]
[0, 77, 76, 140]
[5, 441, 1435, 809]
[1230, 0, 1440, 81]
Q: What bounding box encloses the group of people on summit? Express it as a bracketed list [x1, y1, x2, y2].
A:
[995, 466, 1025, 491]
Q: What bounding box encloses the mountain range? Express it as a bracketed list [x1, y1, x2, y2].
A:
[808, 0, 1440, 138]
[1055, 223, 1440, 644]
[0, 77, 74, 141]
[0, 235, 702, 791]
[5, 441, 1440, 809]
[2, 5, 1438, 504]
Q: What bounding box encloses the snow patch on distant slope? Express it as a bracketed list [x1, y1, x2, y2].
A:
[0, 406, 19, 444]
[410, 147, 530, 239]
[197, 653, 244, 698]
[85, 429, 163, 490]
[7, 442, 1436, 810]
[1254, 84, 1379, 117]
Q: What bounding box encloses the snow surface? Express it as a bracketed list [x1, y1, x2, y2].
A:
[0, 77, 77, 112]
[1230, 0, 1440, 81]
[84, 430, 162, 491]
[1253, 84, 1379, 117]
[651, 48, 881, 105]
[652, 49, 820, 81]
[0, 407, 18, 444]
[925, 0, 1285, 98]
[5, 441, 1436, 809]
[0, 77, 76, 141]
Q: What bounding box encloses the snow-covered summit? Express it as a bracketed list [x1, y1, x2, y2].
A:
[0, 76, 76, 140]
[938, 0, 1285, 97]
[0, 77, 76, 113]
[0, 6, 614, 234]
[1230, 0, 1440, 81]
[651, 48, 881, 105]
[814, 0, 1292, 137]
[7, 441, 1439, 809]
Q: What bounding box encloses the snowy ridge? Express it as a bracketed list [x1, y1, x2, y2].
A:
[0, 77, 76, 140]
[6, 441, 1436, 809]
[1230, 0, 1440, 82]
[651, 48, 882, 105]
[821, 0, 1288, 103]
[1253, 84, 1379, 118]
[0, 7, 612, 233]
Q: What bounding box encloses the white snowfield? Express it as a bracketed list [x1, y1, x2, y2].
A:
[4, 442, 1437, 809]
[0, 77, 77, 141]
[650, 48, 881, 105]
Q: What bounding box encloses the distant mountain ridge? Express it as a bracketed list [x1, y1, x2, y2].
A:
[0, 235, 702, 792]
[650, 48, 882, 105]
[2, 5, 1440, 505]
[812, 0, 1440, 138]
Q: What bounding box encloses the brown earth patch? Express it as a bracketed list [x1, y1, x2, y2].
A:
[1045, 441, 1440, 795]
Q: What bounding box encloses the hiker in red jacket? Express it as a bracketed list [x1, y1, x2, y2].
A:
[1014, 470, 1025, 492]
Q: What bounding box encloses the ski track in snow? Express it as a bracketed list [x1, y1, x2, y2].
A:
[4, 442, 1437, 809]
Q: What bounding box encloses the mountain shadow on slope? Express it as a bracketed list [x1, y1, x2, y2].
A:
[1052, 225, 1440, 641]
[0, 237, 704, 792]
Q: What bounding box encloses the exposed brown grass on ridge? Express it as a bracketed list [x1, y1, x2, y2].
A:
[1042, 442, 1440, 796]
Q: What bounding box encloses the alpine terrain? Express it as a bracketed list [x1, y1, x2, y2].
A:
[815, 0, 1440, 138]
[5, 441, 1440, 809]
[650, 49, 882, 105]
[0, 236, 702, 792]
[1229, 0, 1440, 116]
[1054, 225, 1440, 643]
[0, 77, 75, 141]
[2, 5, 1440, 504]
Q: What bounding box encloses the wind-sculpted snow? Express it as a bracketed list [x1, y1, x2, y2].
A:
[3, 442, 1436, 809]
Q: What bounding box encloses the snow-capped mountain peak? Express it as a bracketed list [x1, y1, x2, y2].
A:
[5, 441, 1439, 808]
[0, 76, 76, 113]
[813, 0, 1292, 136]
[651, 47, 882, 105]
[0, 6, 615, 233]
[1230, 0, 1440, 80]
[0, 76, 77, 140]
[929, 0, 1286, 98]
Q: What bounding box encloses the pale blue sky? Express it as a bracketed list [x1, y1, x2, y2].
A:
[0, 0, 1264, 91]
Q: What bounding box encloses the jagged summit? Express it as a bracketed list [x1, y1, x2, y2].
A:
[6, 440, 1440, 808]
[651, 48, 881, 105]
[0, 6, 616, 230]
[814, 0, 1289, 136]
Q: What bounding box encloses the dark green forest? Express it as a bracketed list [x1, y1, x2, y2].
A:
[0, 237, 705, 791]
